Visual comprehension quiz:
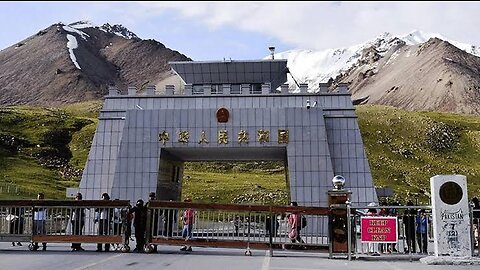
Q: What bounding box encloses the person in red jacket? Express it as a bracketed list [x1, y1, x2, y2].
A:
[287, 202, 305, 245]
[180, 198, 195, 252]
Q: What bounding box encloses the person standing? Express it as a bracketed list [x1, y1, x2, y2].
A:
[180, 198, 195, 252]
[32, 192, 47, 251]
[233, 216, 241, 236]
[471, 197, 480, 251]
[95, 192, 112, 252]
[130, 199, 148, 253]
[9, 206, 24, 246]
[402, 200, 417, 254]
[146, 192, 159, 252]
[366, 203, 380, 256]
[415, 209, 429, 254]
[71, 192, 85, 251]
[112, 199, 123, 250]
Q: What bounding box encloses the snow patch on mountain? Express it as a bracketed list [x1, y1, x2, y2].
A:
[401, 30, 480, 56]
[63, 25, 89, 40]
[100, 23, 138, 39]
[66, 21, 139, 40]
[66, 34, 81, 69]
[69, 21, 96, 29]
[274, 30, 480, 90]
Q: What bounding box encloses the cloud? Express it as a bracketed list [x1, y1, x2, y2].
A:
[134, 2, 480, 50]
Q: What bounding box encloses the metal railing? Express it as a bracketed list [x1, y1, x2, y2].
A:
[472, 209, 480, 257]
[0, 201, 33, 243]
[0, 200, 131, 251]
[346, 205, 433, 261]
[145, 201, 330, 255]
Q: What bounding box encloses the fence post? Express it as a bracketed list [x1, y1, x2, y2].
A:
[470, 202, 475, 257]
[245, 211, 252, 256]
[347, 202, 352, 261]
[268, 213, 274, 257]
[145, 206, 152, 252]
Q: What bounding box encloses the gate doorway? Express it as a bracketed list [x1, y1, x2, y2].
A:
[156, 147, 289, 205]
[182, 161, 289, 205]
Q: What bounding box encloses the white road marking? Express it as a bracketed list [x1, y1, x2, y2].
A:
[261, 251, 271, 270]
[381, 261, 405, 270]
[71, 253, 124, 270]
[272, 267, 322, 270]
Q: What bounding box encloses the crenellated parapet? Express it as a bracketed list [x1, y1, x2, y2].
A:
[106, 83, 350, 97]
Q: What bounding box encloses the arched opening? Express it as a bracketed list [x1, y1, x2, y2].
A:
[181, 161, 288, 205]
[156, 147, 289, 205]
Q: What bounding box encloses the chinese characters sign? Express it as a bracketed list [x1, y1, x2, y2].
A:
[158, 129, 289, 145]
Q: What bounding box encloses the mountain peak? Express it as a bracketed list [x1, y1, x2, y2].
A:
[99, 23, 138, 40]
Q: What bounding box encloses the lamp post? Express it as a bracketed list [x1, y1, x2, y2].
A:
[268, 46, 275, 60]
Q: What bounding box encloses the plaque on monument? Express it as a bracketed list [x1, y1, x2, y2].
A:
[439, 181, 463, 205]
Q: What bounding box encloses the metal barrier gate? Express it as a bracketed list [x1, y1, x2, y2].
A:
[145, 201, 330, 255]
[0, 200, 33, 244]
[473, 208, 480, 257]
[345, 204, 433, 261]
[0, 200, 131, 251]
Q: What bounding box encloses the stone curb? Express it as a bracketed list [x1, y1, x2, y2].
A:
[420, 256, 480, 265]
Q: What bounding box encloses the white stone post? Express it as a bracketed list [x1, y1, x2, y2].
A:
[430, 175, 472, 257]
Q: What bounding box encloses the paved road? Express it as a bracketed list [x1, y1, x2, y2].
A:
[0, 242, 477, 270]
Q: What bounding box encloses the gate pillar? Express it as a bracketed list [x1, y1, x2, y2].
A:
[328, 175, 352, 258]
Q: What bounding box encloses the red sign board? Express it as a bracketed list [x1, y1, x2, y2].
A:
[361, 217, 398, 243]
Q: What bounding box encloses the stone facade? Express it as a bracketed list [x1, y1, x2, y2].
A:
[79, 60, 377, 207]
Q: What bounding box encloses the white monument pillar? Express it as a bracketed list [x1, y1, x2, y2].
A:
[430, 175, 472, 257]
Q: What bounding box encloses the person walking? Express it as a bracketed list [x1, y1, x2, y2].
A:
[71, 192, 85, 251]
[287, 202, 305, 247]
[95, 193, 112, 252]
[32, 192, 47, 251]
[180, 198, 195, 252]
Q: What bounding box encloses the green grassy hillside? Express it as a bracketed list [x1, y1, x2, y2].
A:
[0, 102, 100, 199]
[0, 103, 479, 204]
[357, 105, 480, 203]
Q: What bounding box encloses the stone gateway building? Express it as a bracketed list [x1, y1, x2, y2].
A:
[79, 59, 377, 206]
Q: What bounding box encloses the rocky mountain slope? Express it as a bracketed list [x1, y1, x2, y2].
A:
[0, 21, 190, 106]
[277, 31, 480, 115]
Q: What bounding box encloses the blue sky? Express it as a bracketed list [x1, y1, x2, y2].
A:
[1, 2, 479, 60]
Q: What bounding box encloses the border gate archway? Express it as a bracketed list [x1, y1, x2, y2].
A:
[79, 59, 377, 207]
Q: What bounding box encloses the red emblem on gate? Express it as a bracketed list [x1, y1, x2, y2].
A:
[216, 108, 229, 123]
